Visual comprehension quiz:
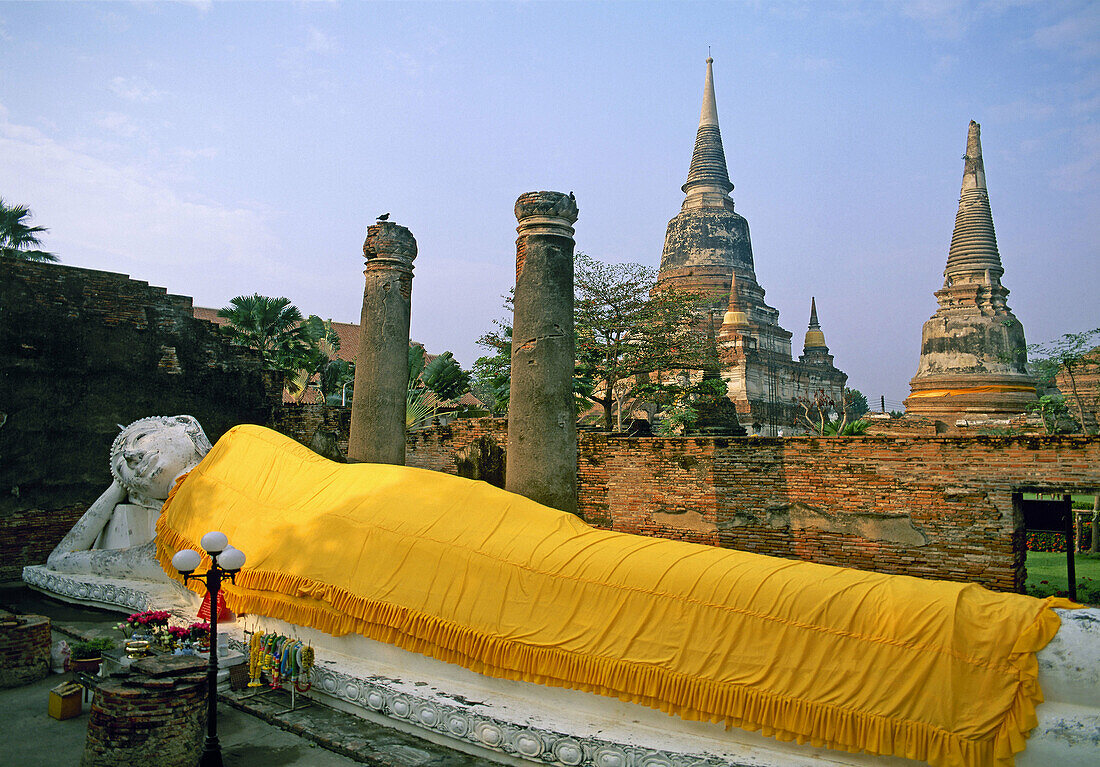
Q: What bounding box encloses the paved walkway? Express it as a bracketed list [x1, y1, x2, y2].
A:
[0, 584, 483, 766]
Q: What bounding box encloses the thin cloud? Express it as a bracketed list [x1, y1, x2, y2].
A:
[0, 108, 282, 276]
[899, 0, 976, 40]
[109, 76, 166, 103]
[985, 98, 1056, 122]
[1049, 122, 1100, 191]
[1031, 4, 1100, 60]
[305, 26, 340, 56]
[95, 111, 143, 138]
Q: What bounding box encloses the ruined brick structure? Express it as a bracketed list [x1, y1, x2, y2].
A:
[268, 412, 1100, 593]
[0, 613, 51, 688]
[0, 261, 277, 581]
[657, 58, 847, 434]
[578, 434, 1100, 593]
[81, 655, 207, 767]
[906, 121, 1037, 418]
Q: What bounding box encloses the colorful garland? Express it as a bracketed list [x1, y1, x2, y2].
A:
[246, 631, 314, 691]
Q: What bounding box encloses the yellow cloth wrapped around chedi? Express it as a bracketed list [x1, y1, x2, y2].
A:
[157, 424, 1067, 767]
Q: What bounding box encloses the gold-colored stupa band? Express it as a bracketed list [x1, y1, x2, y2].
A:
[908, 385, 1037, 399]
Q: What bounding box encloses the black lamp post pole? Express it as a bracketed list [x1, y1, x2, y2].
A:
[184, 557, 235, 767]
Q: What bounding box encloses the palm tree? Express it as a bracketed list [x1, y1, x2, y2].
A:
[217, 294, 310, 371]
[0, 197, 58, 262]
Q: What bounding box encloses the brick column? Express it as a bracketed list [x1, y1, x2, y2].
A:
[82, 655, 207, 767]
[507, 191, 579, 515]
[348, 221, 417, 464]
[0, 613, 50, 687]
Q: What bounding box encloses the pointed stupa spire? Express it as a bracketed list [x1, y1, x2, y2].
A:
[944, 120, 1003, 281]
[722, 272, 749, 326]
[905, 121, 1035, 419]
[803, 297, 828, 352]
[682, 57, 734, 201]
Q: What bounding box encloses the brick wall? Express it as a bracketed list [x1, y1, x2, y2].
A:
[273, 403, 352, 456]
[406, 418, 508, 473]
[0, 613, 51, 688]
[579, 434, 1100, 592]
[1, 261, 278, 581]
[272, 417, 1099, 593]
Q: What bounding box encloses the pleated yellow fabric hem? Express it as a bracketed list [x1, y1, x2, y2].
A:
[156, 514, 1062, 767]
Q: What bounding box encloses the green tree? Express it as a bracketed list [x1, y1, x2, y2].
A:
[574, 253, 712, 430]
[321, 359, 355, 406]
[217, 294, 313, 379]
[843, 388, 870, 420]
[0, 197, 58, 262]
[1029, 328, 1100, 434]
[798, 389, 868, 436]
[284, 316, 342, 402]
[471, 327, 511, 416]
[472, 292, 514, 416]
[421, 351, 471, 402]
[405, 343, 471, 429]
[1027, 394, 1070, 435]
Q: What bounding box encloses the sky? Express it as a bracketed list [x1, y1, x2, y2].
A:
[2, 1, 1097, 408]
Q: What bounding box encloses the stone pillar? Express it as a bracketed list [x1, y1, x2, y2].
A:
[507, 191, 579, 515]
[82, 655, 207, 767]
[348, 221, 417, 464]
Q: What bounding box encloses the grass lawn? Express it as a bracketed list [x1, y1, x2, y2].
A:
[1026, 551, 1100, 605]
[1021, 492, 1096, 509]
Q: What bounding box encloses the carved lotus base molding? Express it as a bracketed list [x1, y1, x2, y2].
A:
[22, 565, 194, 617]
[305, 662, 729, 767]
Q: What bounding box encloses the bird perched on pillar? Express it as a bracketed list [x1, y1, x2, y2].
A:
[377, 213, 390, 221]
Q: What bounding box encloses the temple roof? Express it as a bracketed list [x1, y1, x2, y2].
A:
[682, 57, 735, 199]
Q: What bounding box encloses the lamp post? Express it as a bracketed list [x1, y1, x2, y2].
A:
[172, 531, 246, 767]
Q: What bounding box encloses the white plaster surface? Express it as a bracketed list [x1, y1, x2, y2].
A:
[24, 573, 1100, 766]
[93, 504, 158, 551]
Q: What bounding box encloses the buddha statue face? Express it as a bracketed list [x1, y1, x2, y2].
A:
[109, 416, 212, 506]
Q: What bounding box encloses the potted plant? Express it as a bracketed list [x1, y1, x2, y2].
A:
[69, 638, 114, 673]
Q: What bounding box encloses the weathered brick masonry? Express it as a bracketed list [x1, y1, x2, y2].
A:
[1, 261, 277, 581]
[268, 413, 1099, 592]
[0, 612, 51, 688]
[271, 405, 508, 475]
[406, 418, 509, 473]
[579, 434, 1100, 592]
[81, 655, 207, 767]
[274, 403, 352, 457]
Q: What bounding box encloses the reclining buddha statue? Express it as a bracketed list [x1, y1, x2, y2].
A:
[147, 422, 1080, 767]
[31, 415, 1092, 767]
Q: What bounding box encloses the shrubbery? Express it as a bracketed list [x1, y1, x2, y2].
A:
[1026, 529, 1093, 552]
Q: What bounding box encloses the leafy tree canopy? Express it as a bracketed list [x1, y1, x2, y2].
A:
[1029, 328, 1100, 434]
[217, 294, 313, 384]
[574, 252, 713, 430]
[0, 197, 58, 262]
[843, 388, 870, 420]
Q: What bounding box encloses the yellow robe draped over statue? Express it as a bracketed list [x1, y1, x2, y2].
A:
[157, 425, 1069, 767]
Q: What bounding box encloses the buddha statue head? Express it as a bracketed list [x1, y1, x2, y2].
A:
[109, 416, 212, 508]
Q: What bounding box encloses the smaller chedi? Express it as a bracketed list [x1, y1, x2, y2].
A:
[906, 121, 1037, 418]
